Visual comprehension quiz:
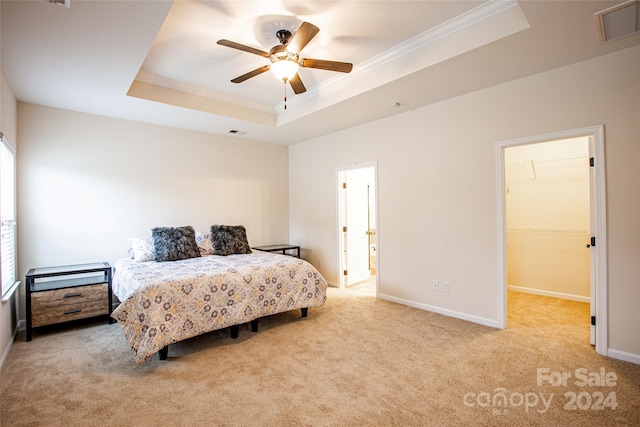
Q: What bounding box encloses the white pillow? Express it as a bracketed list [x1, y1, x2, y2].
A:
[128, 237, 155, 262]
[195, 231, 214, 256]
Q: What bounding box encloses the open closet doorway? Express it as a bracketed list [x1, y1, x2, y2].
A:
[497, 126, 607, 356]
[337, 163, 377, 295]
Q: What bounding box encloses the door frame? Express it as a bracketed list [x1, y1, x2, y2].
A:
[496, 125, 607, 356]
[336, 162, 378, 290]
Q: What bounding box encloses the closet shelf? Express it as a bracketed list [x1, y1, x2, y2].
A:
[507, 228, 589, 235]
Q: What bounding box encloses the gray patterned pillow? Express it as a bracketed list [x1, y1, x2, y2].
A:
[210, 225, 252, 256]
[151, 226, 201, 262]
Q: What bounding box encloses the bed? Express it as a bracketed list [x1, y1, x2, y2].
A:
[111, 247, 328, 364]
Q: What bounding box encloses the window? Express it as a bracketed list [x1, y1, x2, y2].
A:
[1, 134, 18, 299]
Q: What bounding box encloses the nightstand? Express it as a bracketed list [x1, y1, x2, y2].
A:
[25, 262, 113, 341]
[252, 244, 300, 258]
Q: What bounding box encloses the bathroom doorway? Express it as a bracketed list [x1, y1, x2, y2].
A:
[337, 163, 377, 294]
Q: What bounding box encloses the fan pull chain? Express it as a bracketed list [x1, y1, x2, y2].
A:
[283, 81, 288, 110]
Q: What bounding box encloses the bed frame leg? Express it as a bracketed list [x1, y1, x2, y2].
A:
[251, 319, 258, 332]
[301, 307, 308, 318]
[159, 346, 168, 360]
[230, 325, 239, 339]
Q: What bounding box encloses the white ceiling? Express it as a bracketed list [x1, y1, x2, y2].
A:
[1, 0, 638, 145]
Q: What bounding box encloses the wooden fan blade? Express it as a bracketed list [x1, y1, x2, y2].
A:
[231, 65, 270, 83]
[217, 39, 270, 58]
[289, 73, 306, 94]
[300, 58, 353, 73]
[299, 58, 353, 73]
[287, 22, 319, 53]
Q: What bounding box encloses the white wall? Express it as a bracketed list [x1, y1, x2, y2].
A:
[17, 103, 290, 312]
[289, 46, 640, 359]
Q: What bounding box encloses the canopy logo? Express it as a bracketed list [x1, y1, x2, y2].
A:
[463, 367, 619, 416]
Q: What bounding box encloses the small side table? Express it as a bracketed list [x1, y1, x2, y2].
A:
[252, 244, 300, 258]
[25, 262, 113, 341]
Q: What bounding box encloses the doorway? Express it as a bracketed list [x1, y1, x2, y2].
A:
[505, 137, 590, 303]
[496, 126, 607, 356]
[337, 163, 377, 294]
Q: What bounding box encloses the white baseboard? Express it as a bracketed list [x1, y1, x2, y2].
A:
[377, 293, 500, 329]
[508, 285, 590, 303]
[0, 319, 22, 370]
[0, 339, 12, 370]
[607, 348, 640, 365]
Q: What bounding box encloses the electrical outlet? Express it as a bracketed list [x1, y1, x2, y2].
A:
[432, 280, 439, 291]
[442, 281, 450, 293]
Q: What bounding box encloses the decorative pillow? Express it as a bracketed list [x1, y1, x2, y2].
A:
[151, 226, 201, 262]
[128, 237, 155, 262]
[195, 231, 214, 256]
[210, 225, 252, 256]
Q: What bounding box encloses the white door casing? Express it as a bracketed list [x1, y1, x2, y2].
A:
[496, 125, 607, 356]
[588, 136, 597, 346]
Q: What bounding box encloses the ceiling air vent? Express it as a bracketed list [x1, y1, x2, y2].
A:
[48, 0, 70, 8]
[595, 0, 639, 44]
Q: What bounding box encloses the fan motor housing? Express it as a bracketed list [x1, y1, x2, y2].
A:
[276, 29, 292, 45]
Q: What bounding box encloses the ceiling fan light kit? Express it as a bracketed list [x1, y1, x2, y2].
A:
[268, 43, 300, 82]
[270, 59, 299, 82]
[217, 21, 353, 108]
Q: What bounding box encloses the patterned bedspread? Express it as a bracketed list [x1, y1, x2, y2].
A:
[111, 251, 328, 363]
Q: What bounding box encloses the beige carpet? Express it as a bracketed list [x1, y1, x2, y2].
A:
[1, 288, 639, 426]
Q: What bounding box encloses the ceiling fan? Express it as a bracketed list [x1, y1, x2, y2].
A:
[217, 22, 353, 97]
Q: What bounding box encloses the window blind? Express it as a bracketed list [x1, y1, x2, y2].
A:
[1, 135, 17, 298]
